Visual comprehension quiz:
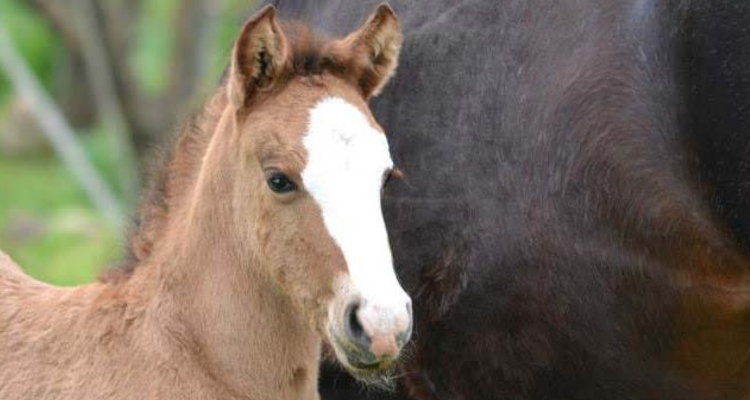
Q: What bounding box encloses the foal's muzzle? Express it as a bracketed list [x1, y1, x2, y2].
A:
[340, 297, 412, 369]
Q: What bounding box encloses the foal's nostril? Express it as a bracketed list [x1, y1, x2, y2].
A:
[344, 302, 370, 348]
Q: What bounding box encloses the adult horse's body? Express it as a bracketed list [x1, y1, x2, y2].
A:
[267, 1, 750, 399]
[0, 5, 412, 400]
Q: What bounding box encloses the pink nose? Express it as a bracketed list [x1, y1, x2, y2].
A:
[344, 299, 413, 359]
[369, 332, 401, 358]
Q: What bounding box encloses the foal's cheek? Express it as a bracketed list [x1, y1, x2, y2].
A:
[230, 174, 266, 246]
[249, 191, 288, 256]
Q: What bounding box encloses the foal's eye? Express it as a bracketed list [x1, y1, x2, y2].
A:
[267, 173, 297, 193]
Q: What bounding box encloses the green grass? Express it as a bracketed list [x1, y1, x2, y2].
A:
[0, 132, 123, 287]
[0, 0, 122, 286]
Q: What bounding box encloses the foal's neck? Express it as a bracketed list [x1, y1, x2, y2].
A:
[128, 118, 321, 399]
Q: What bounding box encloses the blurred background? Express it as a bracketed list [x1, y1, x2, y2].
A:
[0, 0, 256, 285]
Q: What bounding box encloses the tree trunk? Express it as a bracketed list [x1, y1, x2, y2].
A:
[168, 0, 221, 113]
[71, 0, 140, 205]
[18, 0, 227, 154]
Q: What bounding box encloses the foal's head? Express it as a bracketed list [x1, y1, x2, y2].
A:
[215, 4, 411, 378]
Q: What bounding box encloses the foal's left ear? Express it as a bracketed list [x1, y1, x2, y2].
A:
[338, 4, 402, 98]
[228, 5, 289, 108]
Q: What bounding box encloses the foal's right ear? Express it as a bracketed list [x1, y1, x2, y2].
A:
[227, 5, 289, 108]
[337, 4, 402, 98]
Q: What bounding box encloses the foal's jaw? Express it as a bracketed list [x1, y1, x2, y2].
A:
[301, 96, 413, 375]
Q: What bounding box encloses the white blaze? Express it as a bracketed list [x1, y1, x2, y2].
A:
[301, 97, 408, 313]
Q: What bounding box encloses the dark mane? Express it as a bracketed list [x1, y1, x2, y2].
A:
[99, 19, 348, 283]
[99, 97, 222, 283]
[283, 22, 335, 76]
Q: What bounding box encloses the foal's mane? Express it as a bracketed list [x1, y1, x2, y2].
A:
[100, 23, 346, 283]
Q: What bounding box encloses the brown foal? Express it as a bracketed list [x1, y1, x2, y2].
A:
[0, 4, 411, 400]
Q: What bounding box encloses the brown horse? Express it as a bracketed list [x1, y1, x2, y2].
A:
[0, 4, 411, 400]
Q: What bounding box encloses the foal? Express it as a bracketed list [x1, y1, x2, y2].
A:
[0, 5, 411, 400]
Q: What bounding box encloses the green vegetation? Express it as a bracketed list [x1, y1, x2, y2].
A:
[0, 0, 256, 286]
[0, 0, 58, 103]
[0, 1, 123, 286]
[133, 1, 179, 94]
[0, 132, 122, 286]
[134, 0, 254, 96]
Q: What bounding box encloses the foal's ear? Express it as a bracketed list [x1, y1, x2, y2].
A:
[339, 4, 402, 98]
[227, 5, 289, 108]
